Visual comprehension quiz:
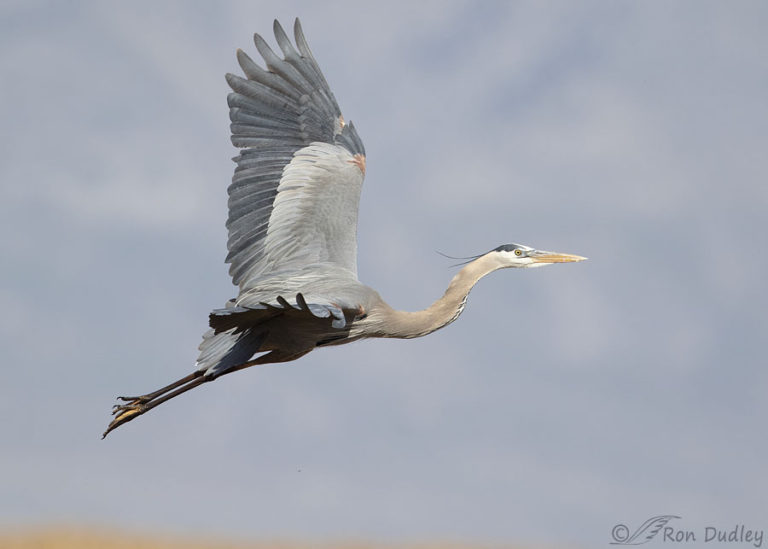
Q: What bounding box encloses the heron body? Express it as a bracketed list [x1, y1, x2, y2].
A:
[104, 20, 585, 437]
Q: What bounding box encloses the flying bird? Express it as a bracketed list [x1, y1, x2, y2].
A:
[104, 19, 586, 438]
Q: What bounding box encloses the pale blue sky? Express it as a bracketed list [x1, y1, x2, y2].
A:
[1, 1, 767, 546]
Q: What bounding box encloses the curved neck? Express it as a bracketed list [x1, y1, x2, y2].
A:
[375, 254, 501, 339]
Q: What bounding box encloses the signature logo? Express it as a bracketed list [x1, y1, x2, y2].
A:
[611, 515, 682, 545]
[611, 516, 764, 547]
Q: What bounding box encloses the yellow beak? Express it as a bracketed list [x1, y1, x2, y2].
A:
[529, 250, 588, 264]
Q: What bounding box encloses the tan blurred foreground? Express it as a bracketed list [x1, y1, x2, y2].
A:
[0, 527, 535, 549]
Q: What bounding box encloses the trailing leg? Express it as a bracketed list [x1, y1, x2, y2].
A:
[103, 371, 209, 438]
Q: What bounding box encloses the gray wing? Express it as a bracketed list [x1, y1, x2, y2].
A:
[225, 18, 366, 291]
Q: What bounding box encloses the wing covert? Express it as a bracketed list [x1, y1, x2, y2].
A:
[224, 19, 366, 290]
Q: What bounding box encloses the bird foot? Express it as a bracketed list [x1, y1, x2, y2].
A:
[111, 395, 150, 414]
[103, 398, 146, 438]
[111, 402, 140, 416]
[102, 371, 207, 438]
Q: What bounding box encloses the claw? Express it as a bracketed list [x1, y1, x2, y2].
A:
[112, 395, 146, 415]
[112, 403, 134, 415]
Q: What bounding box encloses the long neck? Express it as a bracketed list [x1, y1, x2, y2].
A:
[374, 254, 501, 339]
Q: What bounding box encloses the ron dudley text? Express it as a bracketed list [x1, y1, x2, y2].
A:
[664, 524, 763, 547]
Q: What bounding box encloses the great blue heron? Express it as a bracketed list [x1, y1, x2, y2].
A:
[104, 19, 586, 438]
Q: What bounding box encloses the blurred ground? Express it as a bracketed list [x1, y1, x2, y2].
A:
[0, 527, 531, 549]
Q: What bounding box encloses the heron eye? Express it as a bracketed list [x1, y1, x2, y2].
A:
[514, 249, 522, 256]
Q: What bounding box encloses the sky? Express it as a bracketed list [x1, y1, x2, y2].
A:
[1, 1, 767, 547]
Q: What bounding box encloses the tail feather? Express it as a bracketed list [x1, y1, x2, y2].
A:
[196, 326, 266, 377]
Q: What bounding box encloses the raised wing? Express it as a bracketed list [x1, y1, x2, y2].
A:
[225, 18, 366, 291]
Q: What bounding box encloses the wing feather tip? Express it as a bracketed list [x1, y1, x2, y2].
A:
[273, 19, 285, 37]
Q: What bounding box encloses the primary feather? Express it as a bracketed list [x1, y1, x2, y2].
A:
[197, 18, 370, 375]
[224, 19, 365, 290]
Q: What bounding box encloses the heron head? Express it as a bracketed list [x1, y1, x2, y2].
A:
[488, 243, 587, 269]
